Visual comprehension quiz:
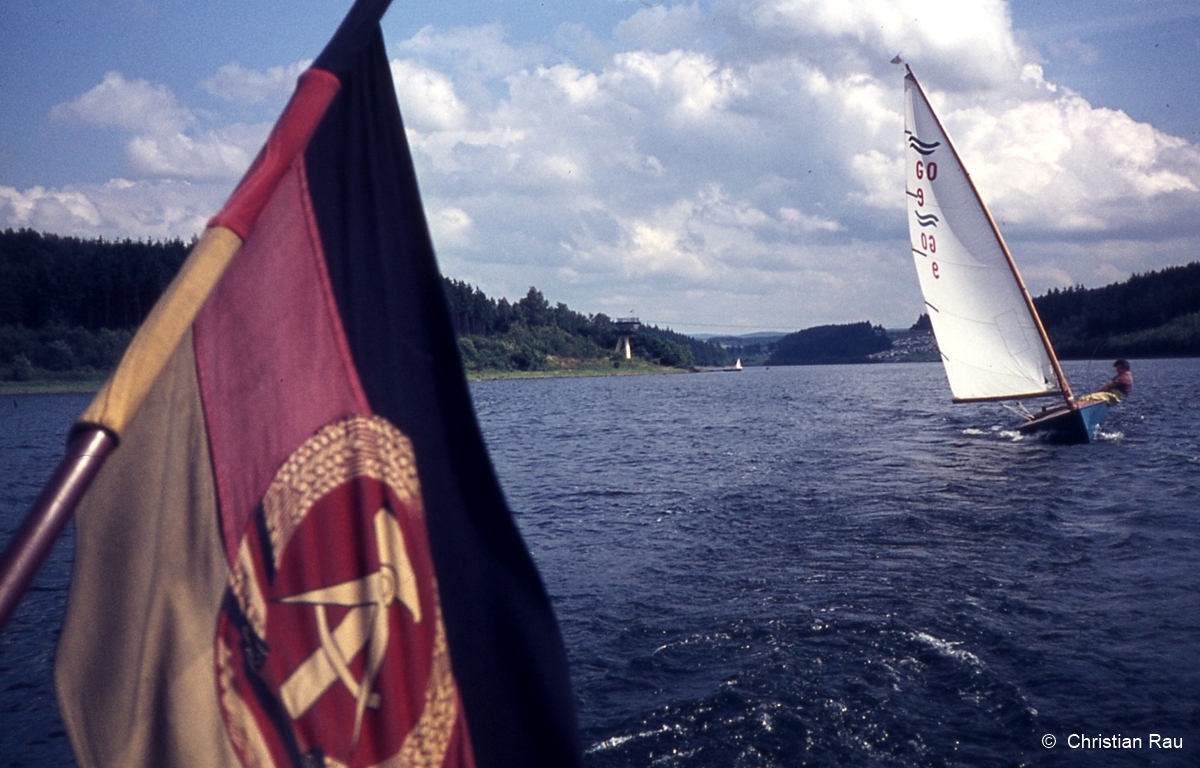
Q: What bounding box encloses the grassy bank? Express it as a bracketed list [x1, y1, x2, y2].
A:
[1, 377, 108, 395]
[468, 358, 691, 380]
[2, 360, 690, 395]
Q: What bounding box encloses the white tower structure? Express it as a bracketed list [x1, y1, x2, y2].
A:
[614, 317, 640, 360]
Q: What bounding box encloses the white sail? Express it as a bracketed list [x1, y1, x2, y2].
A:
[904, 70, 1064, 402]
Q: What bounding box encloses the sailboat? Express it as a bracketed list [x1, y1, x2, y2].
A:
[903, 66, 1106, 443]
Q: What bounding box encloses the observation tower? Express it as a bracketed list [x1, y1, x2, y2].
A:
[614, 316, 640, 360]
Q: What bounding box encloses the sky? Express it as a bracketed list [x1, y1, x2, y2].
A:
[3, 0, 1200, 334]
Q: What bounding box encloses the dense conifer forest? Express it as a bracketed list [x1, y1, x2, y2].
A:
[441, 281, 728, 372]
[0, 229, 723, 381]
[1, 230, 190, 382]
[2, 229, 1198, 382]
[1033, 262, 1200, 358]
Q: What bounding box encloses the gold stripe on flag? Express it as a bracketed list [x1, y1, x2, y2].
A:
[80, 226, 242, 437]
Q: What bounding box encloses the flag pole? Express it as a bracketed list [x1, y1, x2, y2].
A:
[0, 228, 243, 635]
[0, 0, 363, 636]
[0, 426, 115, 631]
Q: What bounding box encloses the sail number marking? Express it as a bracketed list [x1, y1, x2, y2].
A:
[913, 150, 939, 278]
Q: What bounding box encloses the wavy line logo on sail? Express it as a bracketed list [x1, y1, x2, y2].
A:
[914, 212, 939, 227]
[908, 136, 940, 155]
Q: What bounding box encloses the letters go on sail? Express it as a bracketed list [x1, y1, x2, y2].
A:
[904, 69, 1064, 403]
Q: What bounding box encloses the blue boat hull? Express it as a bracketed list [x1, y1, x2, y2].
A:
[1016, 401, 1108, 444]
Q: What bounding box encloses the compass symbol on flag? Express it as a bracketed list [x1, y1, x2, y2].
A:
[215, 415, 463, 767]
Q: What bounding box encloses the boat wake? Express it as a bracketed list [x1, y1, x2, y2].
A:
[908, 630, 984, 668]
[961, 426, 1025, 442]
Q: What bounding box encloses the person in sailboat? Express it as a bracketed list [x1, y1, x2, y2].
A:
[1078, 359, 1132, 405]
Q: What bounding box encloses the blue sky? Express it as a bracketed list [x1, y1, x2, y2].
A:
[3, 0, 1199, 333]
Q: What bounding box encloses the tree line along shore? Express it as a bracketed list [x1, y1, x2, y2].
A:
[2, 228, 1199, 389]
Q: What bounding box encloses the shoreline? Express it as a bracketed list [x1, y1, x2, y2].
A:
[468, 361, 692, 381]
[11, 354, 1183, 395]
[1, 363, 691, 395]
[1, 378, 108, 396]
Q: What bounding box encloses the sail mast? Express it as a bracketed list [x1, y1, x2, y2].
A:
[904, 66, 1074, 405]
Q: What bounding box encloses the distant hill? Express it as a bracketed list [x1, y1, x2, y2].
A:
[697, 331, 787, 344]
[763, 322, 892, 366]
[696, 331, 786, 366]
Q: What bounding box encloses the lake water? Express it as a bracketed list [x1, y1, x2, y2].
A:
[2, 359, 1198, 767]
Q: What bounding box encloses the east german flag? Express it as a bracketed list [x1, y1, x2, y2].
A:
[52, 1, 581, 766]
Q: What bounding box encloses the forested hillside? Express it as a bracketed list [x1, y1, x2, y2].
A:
[0, 229, 725, 381]
[4, 229, 1196, 384]
[1034, 262, 1200, 358]
[442, 281, 727, 372]
[763, 322, 892, 365]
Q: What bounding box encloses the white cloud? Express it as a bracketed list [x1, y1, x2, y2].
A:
[0, 186, 102, 229]
[614, 49, 743, 118]
[391, 60, 469, 131]
[780, 207, 842, 232]
[125, 125, 262, 181]
[201, 61, 310, 103]
[557, 183, 846, 297]
[426, 205, 475, 248]
[931, 91, 1200, 232]
[616, 3, 713, 50]
[22, 1, 1200, 332]
[52, 71, 194, 134]
[398, 23, 534, 80]
[728, 0, 1025, 87]
[1046, 38, 1101, 66]
[382, 3, 1200, 329]
[0, 179, 223, 241]
[52, 71, 270, 182]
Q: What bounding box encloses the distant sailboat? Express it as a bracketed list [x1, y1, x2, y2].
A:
[700, 358, 743, 373]
[903, 66, 1106, 443]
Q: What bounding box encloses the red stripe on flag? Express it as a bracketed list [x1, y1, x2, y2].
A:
[195, 159, 369, 563]
[211, 69, 341, 239]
